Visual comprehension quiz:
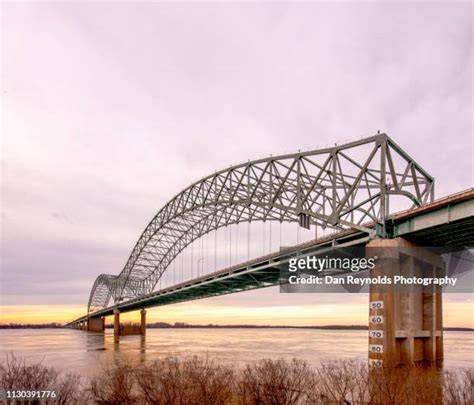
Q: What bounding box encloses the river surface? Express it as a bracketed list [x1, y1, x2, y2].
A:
[0, 329, 472, 378]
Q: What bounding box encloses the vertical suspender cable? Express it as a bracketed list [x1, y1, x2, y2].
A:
[236, 223, 239, 265]
[279, 221, 282, 248]
[269, 221, 272, 252]
[201, 233, 204, 277]
[202, 233, 205, 277]
[247, 221, 250, 261]
[205, 232, 208, 276]
[262, 221, 265, 255]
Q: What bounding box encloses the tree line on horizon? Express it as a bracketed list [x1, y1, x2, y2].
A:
[1, 322, 473, 331]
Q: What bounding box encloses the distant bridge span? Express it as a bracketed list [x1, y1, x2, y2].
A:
[87, 134, 434, 313]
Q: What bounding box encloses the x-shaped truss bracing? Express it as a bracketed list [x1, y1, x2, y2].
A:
[88, 133, 434, 313]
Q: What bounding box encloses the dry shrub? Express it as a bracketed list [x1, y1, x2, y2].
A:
[237, 358, 315, 405]
[89, 361, 137, 404]
[1, 354, 472, 404]
[315, 360, 369, 404]
[136, 356, 234, 405]
[442, 369, 473, 405]
[0, 354, 82, 404]
[367, 364, 444, 404]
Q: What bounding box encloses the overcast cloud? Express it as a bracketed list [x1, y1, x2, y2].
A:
[1, 2, 472, 311]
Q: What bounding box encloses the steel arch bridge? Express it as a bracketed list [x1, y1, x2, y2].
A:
[88, 133, 434, 313]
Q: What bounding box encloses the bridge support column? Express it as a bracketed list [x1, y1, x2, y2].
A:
[140, 309, 146, 335]
[87, 317, 105, 332]
[114, 309, 120, 337]
[367, 238, 444, 367]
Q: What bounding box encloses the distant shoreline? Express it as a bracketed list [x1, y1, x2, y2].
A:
[1, 323, 473, 332]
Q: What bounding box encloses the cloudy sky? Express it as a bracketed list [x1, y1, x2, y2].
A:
[1, 1, 473, 326]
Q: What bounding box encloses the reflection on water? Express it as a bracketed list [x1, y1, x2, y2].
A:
[0, 329, 472, 378]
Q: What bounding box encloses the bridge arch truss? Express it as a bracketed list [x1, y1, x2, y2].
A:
[88, 133, 434, 313]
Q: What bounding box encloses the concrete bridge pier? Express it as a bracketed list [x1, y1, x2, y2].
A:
[140, 309, 146, 335]
[114, 309, 121, 337]
[368, 238, 444, 367]
[87, 316, 105, 332]
[113, 309, 147, 338]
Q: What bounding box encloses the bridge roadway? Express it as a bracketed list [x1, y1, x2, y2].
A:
[68, 188, 473, 326]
